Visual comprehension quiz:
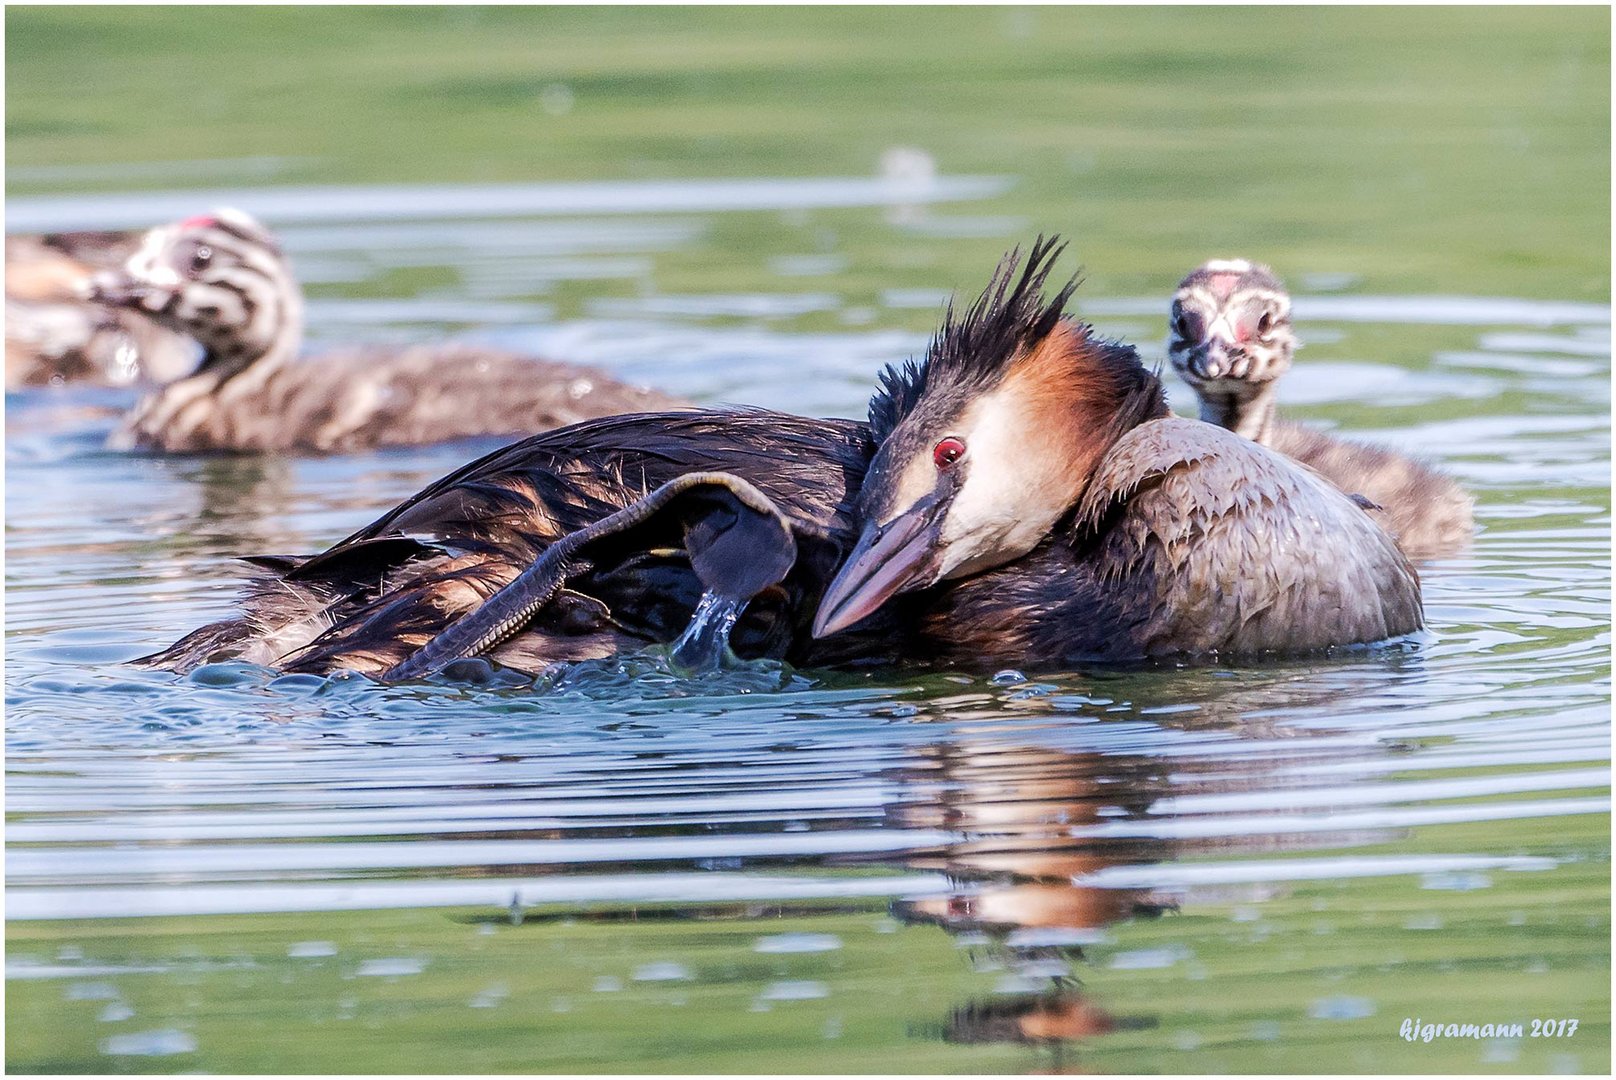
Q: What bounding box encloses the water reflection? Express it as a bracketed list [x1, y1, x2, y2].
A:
[890, 740, 1168, 1059]
[4, 176, 1608, 1071]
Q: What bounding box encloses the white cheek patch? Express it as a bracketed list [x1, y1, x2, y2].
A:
[128, 227, 182, 288]
[937, 390, 1074, 578]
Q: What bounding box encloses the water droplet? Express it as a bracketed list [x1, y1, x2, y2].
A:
[992, 974, 1047, 995]
[356, 958, 424, 977]
[1174, 1031, 1203, 1051]
[1308, 996, 1376, 1021]
[633, 962, 692, 982]
[1108, 946, 1191, 970]
[669, 591, 746, 672]
[1252, 1021, 1281, 1042]
[100, 1029, 197, 1057]
[66, 982, 121, 1001]
[1005, 927, 1106, 948]
[468, 983, 509, 1008]
[592, 976, 624, 993]
[1420, 871, 1492, 891]
[97, 1002, 135, 1023]
[287, 941, 336, 958]
[760, 980, 829, 1001]
[539, 83, 574, 116]
[754, 933, 842, 954]
[1481, 1038, 1521, 1064]
[1012, 958, 1072, 979]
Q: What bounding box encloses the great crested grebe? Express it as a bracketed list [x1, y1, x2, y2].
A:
[87, 209, 684, 453]
[143, 239, 1421, 677]
[1168, 258, 1475, 560]
[5, 229, 196, 389]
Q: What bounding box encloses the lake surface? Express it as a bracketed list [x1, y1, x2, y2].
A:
[5, 178, 1610, 1073]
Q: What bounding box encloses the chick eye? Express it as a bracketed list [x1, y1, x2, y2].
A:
[1257, 312, 1273, 336]
[189, 245, 213, 273]
[933, 436, 966, 470]
[1173, 310, 1201, 340]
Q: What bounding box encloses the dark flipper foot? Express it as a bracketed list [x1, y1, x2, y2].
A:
[382, 472, 811, 681]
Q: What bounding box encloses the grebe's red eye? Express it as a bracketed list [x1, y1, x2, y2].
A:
[933, 436, 967, 470]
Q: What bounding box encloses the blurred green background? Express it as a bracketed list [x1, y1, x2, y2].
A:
[4, 7, 1610, 1074]
[6, 5, 1610, 300]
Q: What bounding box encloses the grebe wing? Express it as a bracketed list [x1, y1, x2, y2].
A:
[288, 472, 817, 679]
[329, 410, 863, 548]
[1074, 417, 1423, 655]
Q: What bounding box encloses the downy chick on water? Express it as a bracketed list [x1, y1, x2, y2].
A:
[142, 238, 1423, 677]
[1168, 259, 1474, 560]
[89, 209, 685, 453]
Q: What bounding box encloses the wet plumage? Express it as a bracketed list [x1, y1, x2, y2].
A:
[1168, 258, 1474, 560]
[89, 209, 684, 453]
[145, 240, 1423, 676]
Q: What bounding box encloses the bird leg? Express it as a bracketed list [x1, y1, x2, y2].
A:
[382, 472, 807, 681]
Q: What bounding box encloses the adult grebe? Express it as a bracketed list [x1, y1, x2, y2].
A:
[1167, 258, 1474, 560]
[143, 239, 1422, 676]
[88, 209, 684, 453]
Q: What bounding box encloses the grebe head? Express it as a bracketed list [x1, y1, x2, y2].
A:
[1167, 258, 1295, 395]
[88, 208, 301, 378]
[813, 237, 1166, 638]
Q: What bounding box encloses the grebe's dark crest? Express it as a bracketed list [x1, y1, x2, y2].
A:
[140, 239, 1422, 677]
[817, 238, 1166, 637]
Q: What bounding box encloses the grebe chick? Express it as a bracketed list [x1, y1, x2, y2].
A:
[5, 230, 196, 389]
[142, 239, 1421, 677]
[89, 209, 684, 454]
[1168, 258, 1474, 560]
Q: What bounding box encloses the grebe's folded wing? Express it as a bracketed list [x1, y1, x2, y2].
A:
[284, 472, 826, 680]
[1073, 417, 1423, 656]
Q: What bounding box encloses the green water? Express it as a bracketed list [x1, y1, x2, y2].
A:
[6, 6, 1609, 299]
[5, 6, 1610, 1075]
[6, 812, 1609, 1074]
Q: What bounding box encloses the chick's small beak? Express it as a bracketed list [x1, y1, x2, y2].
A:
[813, 491, 949, 638]
[85, 269, 151, 308]
[1192, 335, 1233, 380]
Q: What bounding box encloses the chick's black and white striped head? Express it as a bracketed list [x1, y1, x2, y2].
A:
[90, 208, 300, 374]
[1168, 259, 1295, 396]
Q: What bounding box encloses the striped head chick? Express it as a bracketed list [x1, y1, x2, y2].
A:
[813, 236, 1167, 638]
[1168, 258, 1295, 441]
[89, 208, 303, 385]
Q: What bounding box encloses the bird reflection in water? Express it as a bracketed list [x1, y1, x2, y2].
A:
[889, 740, 1170, 1065]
